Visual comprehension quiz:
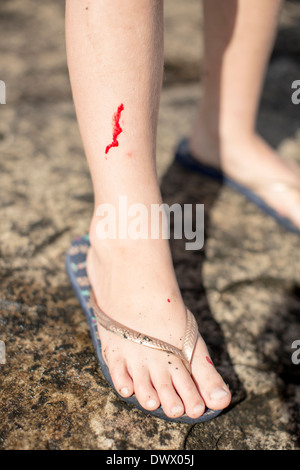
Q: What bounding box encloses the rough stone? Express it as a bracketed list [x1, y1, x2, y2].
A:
[0, 0, 299, 450]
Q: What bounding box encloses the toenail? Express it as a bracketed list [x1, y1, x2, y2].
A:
[210, 387, 229, 400]
[171, 405, 184, 416]
[146, 399, 157, 408]
[120, 387, 129, 396]
[193, 404, 204, 415]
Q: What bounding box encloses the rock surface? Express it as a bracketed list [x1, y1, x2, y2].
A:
[0, 0, 299, 450]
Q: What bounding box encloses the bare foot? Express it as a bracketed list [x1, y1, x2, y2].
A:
[189, 129, 300, 230]
[87, 220, 231, 419]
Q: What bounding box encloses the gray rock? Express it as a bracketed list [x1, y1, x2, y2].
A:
[0, 0, 299, 450]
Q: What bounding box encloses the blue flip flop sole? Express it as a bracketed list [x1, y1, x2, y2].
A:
[175, 139, 300, 237]
[66, 234, 223, 424]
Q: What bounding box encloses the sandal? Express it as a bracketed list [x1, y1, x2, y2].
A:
[66, 234, 224, 423]
[175, 139, 300, 237]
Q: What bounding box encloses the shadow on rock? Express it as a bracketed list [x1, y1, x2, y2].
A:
[160, 158, 247, 410]
[257, 284, 300, 446]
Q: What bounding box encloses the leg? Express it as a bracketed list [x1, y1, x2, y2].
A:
[65, 0, 231, 419]
[189, 0, 300, 229]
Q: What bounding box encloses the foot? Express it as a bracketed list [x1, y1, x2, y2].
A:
[189, 128, 300, 230]
[87, 219, 231, 419]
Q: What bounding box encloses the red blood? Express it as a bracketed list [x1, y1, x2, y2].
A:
[206, 356, 213, 365]
[167, 299, 171, 303]
[105, 104, 124, 155]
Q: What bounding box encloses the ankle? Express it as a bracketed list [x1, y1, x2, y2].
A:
[89, 215, 133, 261]
[89, 212, 172, 266]
[189, 110, 257, 161]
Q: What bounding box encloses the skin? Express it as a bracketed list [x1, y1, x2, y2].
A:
[65, 0, 297, 419]
[189, 0, 300, 229]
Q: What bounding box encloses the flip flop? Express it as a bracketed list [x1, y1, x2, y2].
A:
[66, 234, 223, 424]
[175, 139, 300, 237]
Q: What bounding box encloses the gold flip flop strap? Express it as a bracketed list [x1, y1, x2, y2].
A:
[90, 291, 198, 374]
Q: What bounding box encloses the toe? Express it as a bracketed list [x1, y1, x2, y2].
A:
[192, 338, 231, 411]
[152, 372, 185, 419]
[171, 363, 205, 418]
[193, 362, 231, 411]
[198, 368, 231, 410]
[109, 358, 134, 398]
[132, 368, 160, 411]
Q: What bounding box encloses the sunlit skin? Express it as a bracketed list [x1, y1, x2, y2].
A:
[64, 0, 298, 419]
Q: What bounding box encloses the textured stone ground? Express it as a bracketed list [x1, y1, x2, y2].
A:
[0, 0, 299, 450]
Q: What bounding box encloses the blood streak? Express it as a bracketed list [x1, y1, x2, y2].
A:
[167, 299, 171, 303]
[206, 356, 213, 365]
[105, 104, 124, 155]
